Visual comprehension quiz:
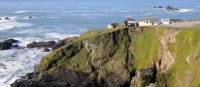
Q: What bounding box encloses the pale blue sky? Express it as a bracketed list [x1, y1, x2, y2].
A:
[0, 0, 199, 8]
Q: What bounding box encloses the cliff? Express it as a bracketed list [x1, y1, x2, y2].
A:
[12, 26, 200, 87]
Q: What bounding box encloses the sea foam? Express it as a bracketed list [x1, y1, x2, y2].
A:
[45, 32, 79, 40]
[15, 11, 30, 14]
[0, 17, 32, 31]
[0, 22, 32, 31]
[178, 8, 193, 13]
[0, 48, 49, 87]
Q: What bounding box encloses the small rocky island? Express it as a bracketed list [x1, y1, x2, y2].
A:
[154, 5, 180, 11]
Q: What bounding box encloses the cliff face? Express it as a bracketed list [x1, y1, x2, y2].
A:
[12, 26, 200, 87]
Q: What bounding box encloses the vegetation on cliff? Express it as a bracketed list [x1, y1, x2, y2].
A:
[12, 26, 200, 87]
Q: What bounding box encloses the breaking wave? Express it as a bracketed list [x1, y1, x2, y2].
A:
[0, 16, 32, 31]
[178, 8, 193, 13]
[0, 22, 32, 31]
[0, 48, 49, 87]
[45, 32, 79, 40]
[15, 11, 30, 14]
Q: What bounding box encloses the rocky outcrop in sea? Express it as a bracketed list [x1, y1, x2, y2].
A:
[154, 5, 180, 12]
[0, 39, 20, 50]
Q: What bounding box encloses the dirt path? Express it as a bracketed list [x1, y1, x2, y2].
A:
[160, 21, 200, 28]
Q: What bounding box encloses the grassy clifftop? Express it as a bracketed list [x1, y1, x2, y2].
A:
[14, 26, 200, 87]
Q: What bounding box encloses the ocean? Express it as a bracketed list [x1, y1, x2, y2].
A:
[0, 0, 200, 86]
[0, 0, 200, 42]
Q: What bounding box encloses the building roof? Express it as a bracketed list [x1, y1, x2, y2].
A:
[161, 19, 182, 22]
[125, 17, 136, 21]
[127, 21, 137, 24]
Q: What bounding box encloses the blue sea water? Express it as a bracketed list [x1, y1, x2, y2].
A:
[0, 0, 200, 42]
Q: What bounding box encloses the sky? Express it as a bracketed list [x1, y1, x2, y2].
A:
[0, 0, 199, 8]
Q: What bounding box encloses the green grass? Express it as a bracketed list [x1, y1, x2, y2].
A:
[77, 28, 123, 41]
[62, 48, 92, 73]
[78, 29, 102, 41]
[131, 27, 165, 69]
[129, 27, 200, 87]
[167, 28, 200, 87]
[131, 27, 200, 87]
[38, 26, 200, 87]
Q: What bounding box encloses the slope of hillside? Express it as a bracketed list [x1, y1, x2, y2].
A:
[12, 26, 200, 87]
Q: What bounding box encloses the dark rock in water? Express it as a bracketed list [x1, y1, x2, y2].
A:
[26, 37, 78, 49]
[0, 39, 19, 50]
[28, 16, 32, 19]
[153, 6, 163, 8]
[4, 39, 19, 44]
[0, 63, 6, 67]
[158, 6, 163, 8]
[20, 73, 36, 80]
[0, 42, 12, 50]
[12, 45, 20, 49]
[154, 5, 180, 11]
[26, 41, 56, 48]
[43, 48, 51, 52]
[166, 5, 180, 11]
[0, 37, 76, 50]
[5, 17, 10, 20]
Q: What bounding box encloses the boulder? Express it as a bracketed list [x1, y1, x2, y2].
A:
[166, 5, 179, 11]
[43, 48, 51, 52]
[26, 41, 56, 48]
[158, 6, 163, 8]
[0, 42, 12, 50]
[4, 39, 19, 44]
[28, 16, 32, 19]
[153, 6, 163, 8]
[5, 17, 10, 20]
[0, 39, 19, 50]
[130, 66, 157, 87]
[26, 37, 78, 49]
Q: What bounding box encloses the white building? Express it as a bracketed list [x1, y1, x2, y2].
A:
[138, 17, 160, 26]
[161, 19, 175, 24]
[124, 18, 138, 27]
